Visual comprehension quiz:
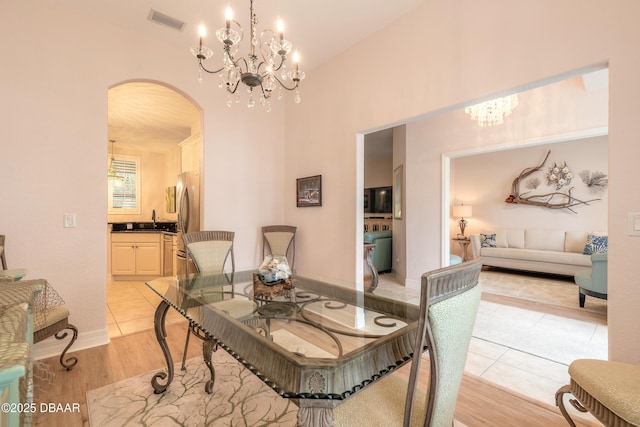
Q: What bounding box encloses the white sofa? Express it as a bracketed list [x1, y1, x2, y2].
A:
[470, 229, 596, 276]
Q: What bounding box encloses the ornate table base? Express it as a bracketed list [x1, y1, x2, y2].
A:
[364, 243, 379, 292]
[151, 300, 174, 394]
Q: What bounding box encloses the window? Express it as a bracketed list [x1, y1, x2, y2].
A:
[108, 155, 141, 214]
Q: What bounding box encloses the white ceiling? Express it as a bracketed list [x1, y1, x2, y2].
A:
[51, 0, 425, 153]
[108, 82, 199, 153]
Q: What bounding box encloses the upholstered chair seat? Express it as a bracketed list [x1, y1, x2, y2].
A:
[556, 359, 640, 426]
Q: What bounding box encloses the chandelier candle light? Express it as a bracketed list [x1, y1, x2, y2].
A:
[191, 0, 305, 111]
[465, 94, 518, 127]
[453, 205, 472, 238]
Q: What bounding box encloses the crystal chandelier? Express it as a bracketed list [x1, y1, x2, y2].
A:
[465, 94, 519, 127]
[191, 0, 305, 111]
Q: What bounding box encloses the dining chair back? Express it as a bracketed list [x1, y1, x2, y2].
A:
[180, 230, 235, 370]
[334, 258, 483, 427]
[183, 231, 235, 276]
[262, 225, 296, 268]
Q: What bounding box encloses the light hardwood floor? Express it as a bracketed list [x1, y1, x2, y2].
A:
[32, 273, 603, 426]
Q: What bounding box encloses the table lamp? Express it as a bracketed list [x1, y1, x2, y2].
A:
[453, 205, 472, 238]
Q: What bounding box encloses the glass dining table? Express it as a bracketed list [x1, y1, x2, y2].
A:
[146, 270, 421, 427]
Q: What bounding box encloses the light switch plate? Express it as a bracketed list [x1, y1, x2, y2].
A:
[64, 213, 76, 228]
[628, 213, 640, 236]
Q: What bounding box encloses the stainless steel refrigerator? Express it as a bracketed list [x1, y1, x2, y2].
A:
[176, 171, 200, 275]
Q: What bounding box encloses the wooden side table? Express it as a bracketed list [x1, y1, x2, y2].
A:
[363, 243, 379, 292]
[452, 238, 471, 262]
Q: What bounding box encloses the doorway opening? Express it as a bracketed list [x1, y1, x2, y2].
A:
[106, 80, 202, 338]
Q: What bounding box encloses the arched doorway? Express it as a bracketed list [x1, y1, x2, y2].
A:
[106, 80, 202, 337]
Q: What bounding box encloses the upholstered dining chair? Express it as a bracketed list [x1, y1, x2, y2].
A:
[334, 258, 483, 427]
[262, 225, 297, 268]
[574, 253, 607, 307]
[181, 230, 235, 370]
[556, 359, 640, 427]
[0, 235, 26, 281]
[0, 235, 78, 370]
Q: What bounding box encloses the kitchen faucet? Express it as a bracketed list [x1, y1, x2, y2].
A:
[152, 209, 157, 227]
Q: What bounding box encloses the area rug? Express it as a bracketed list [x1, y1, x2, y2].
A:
[86, 351, 297, 426]
[479, 268, 608, 315]
[378, 270, 608, 366]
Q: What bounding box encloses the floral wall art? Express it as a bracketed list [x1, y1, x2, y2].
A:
[505, 150, 608, 213]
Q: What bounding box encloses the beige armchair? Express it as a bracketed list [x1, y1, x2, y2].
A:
[574, 253, 607, 307]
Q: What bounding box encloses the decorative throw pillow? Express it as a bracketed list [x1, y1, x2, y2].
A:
[480, 233, 497, 248]
[583, 234, 608, 255]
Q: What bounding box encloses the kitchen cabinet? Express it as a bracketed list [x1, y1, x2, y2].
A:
[111, 233, 161, 276]
[180, 133, 201, 173]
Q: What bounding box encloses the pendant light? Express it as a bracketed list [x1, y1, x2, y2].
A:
[108, 140, 123, 186]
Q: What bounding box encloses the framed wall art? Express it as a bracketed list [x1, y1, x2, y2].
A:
[296, 175, 322, 207]
[393, 165, 403, 219]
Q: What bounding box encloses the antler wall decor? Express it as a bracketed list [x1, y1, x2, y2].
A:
[504, 150, 600, 213]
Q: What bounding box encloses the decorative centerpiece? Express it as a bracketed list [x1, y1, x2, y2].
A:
[253, 255, 295, 301]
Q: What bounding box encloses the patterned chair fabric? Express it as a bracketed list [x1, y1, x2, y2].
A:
[183, 231, 235, 276]
[556, 359, 640, 427]
[0, 282, 44, 427]
[262, 225, 296, 269]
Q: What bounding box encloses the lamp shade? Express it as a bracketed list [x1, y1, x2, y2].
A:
[453, 205, 472, 218]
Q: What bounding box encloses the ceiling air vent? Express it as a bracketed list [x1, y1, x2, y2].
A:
[148, 9, 186, 32]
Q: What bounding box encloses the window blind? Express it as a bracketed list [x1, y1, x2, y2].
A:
[112, 159, 137, 209]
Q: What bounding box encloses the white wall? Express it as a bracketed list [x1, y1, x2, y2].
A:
[451, 136, 608, 247]
[0, 0, 286, 357]
[364, 157, 392, 188]
[283, 0, 640, 363]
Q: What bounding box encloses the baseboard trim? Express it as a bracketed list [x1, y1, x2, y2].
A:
[33, 328, 110, 361]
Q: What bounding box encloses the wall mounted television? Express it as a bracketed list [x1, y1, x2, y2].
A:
[364, 186, 393, 214]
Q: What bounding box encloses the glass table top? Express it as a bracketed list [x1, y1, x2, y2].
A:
[146, 270, 420, 400]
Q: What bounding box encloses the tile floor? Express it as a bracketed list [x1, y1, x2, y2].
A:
[107, 272, 604, 423]
[106, 278, 187, 337]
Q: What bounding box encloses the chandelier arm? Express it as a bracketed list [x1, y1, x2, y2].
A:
[258, 83, 271, 99]
[225, 80, 241, 95]
[270, 54, 286, 72]
[235, 56, 250, 73]
[198, 59, 225, 75]
[271, 74, 299, 91]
